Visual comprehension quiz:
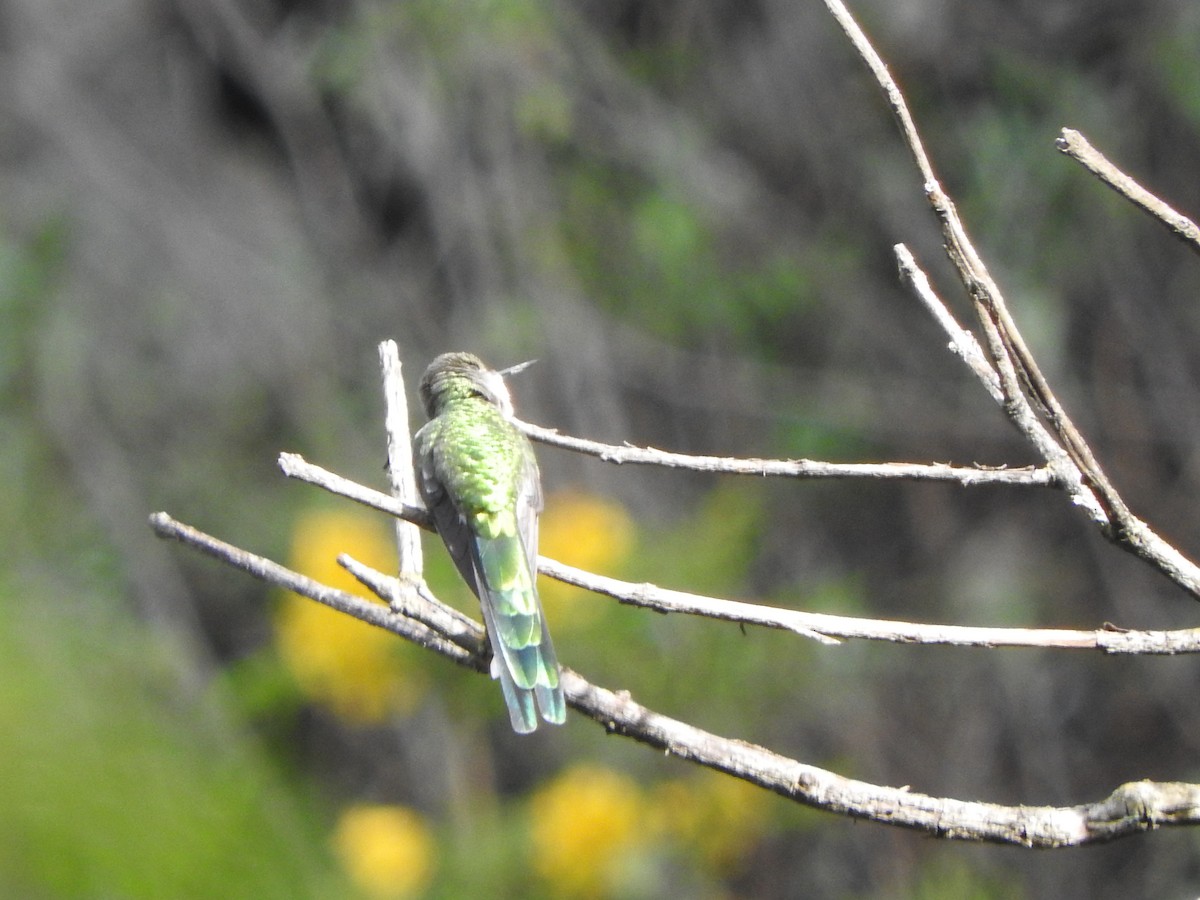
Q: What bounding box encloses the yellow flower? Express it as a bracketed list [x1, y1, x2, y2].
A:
[537, 491, 634, 628]
[529, 764, 644, 898]
[332, 804, 437, 899]
[275, 508, 426, 722]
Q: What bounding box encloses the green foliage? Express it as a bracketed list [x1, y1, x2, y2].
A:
[402, 0, 552, 48]
[599, 482, 808, 732]
[0, 218, 75, 565]
[639, 480, 764, 595]
[891, 855, 1023, 900]
[773, 412, 874, 461]
[11, 1, 1200, 894]
[0, 217, 67, 402]
[563, 166, 813, 348]
[1152, 16, 1200, 131]
[313, 0, 556, 89]
[0, 584, 348, 898]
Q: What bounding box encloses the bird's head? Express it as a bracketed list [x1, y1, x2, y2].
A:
[419, 351, 516, 418]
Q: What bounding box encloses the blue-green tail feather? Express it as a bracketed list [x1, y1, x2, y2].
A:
[474, 532, 565, 729]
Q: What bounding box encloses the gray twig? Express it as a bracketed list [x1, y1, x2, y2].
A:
[278, 451, 431, 528]
[823, 0, 1200, 599]
[149, 510, 1200, 845]
[1056, 128, 1200, 258]
[379, 340, 425, 580]
[145, 1, 1200, 849]
[274, 453, 1200, 655]
[564, 667, 1200, 846]
[149, 511, 482, 662]
[516, 419, 1056, 488]
[541, 557, 1200, 655]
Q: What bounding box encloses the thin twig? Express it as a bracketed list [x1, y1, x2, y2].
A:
[340, 553, 482, 646]
[278, 451, 432, 529]
[378, 340, 449, 627]
[274, 456, 1200, 654]
[825, 0, 1200, 599]
[894, 243, 1001, 402]
[894, 245, 1098, 514]
[515, 421, 1056, 488]
[379, 340, 425, 579]
[149, 509, 1200, 845]
[541, 557, 1200, 655]
[148, 511, 481, 661]
[566, 666, 1200, 846]
[821, 0, 1082, 477]
[1056, 128, 1200, 258]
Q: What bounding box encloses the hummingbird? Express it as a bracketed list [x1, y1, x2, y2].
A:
[414, 351, 566, 733]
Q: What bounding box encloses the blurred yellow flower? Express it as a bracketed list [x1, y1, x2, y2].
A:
[529, 764, 644, 898]
[332, 803, 437, 899]
[275, 508, 426, 722]
[649, 772, 768, 873]
[537, 490, 634, 628]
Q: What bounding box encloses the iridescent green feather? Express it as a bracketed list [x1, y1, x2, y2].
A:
[414, 352, 565, 733]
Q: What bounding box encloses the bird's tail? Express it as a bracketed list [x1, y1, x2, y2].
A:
[474, 534, 566, 733]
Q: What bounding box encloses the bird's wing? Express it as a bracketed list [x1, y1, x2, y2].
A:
[414, 420, 563, 732]
[470, 479, 565, 731]
[512, 443, 565, 725]
[414, 420, 479, 596]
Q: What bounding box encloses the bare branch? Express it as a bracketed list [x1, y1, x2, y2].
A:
[516, 420, 1056, 488]
[825, 0, 1200, 599]
[377, 339, 446, 630]
[148, 511, 481, 662]
[149, 510, 1200, 845]
[278, 451, 432, 529]
[566, 667, 1200, 846]
[339, 554, 482, 647]
[1056, 128, 1200, 258]
[820, 0, 937, 188]
[541, 557, 1200, 655]
[820, 0, 1083, 480]
[894, 243, 1001, 403]
[895, 245, 1101, 515]
[271, 455, 1200, 655]
[379, 340, 425, 579]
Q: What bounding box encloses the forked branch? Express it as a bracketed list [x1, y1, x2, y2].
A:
[148, 0, 1200, 847]
[822, 0, 1200, 598]
[148, 510, 1200, 846]
[277, 451, 1200, 655]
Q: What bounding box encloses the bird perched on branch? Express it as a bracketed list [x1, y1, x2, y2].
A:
[414, 351, 566, 733]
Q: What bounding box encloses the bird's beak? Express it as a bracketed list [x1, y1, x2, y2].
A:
[498, 359, 538, 378]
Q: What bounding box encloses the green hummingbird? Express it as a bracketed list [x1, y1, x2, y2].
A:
[414, 351, 566, 733]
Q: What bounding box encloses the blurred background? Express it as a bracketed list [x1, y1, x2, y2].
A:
[4, 0, 1200, 896]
